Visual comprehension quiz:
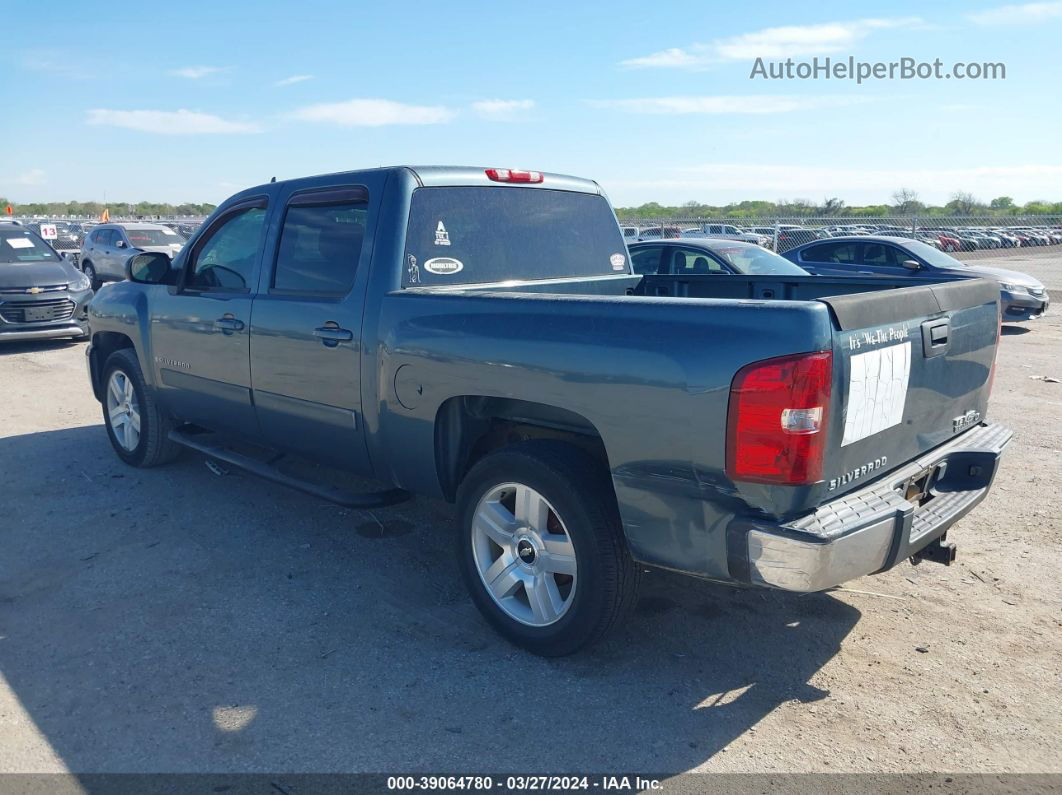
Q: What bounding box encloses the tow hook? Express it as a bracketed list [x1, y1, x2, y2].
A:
[910, 534, 957, 566]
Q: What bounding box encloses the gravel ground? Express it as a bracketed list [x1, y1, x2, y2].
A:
[0, 253, 1059, 777]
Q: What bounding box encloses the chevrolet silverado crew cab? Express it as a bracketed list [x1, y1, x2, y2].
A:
[85, 166, 1011, 656]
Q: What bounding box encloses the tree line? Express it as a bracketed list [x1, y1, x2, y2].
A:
[616, 190, 1062, 219]
[1, 199, 217, 218]
[4, 190, 1061, 221]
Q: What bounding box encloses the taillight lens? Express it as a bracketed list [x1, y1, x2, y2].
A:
[988, 303, 1001, 398]
[726, 351, 832, 485]
[485, 168, 544, 183]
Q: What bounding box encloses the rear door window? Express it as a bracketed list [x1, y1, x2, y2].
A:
[272, 189, 369, 294]
[403, 187, 628, 286]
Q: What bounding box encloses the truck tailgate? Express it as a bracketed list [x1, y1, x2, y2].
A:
[819, 278, 1000, 499]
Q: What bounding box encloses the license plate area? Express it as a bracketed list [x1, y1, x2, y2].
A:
[24, 306, 50, 322]
[902, 463, 944, 507]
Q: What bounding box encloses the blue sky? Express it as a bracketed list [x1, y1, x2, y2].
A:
[1, 0, 1060, 207]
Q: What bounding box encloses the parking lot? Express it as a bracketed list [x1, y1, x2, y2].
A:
[0, 249, 1059, 777]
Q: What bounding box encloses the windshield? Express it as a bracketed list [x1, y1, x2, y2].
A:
[404, 187, 628, 285]
[0, 229, 61, 263]
[710, 244, 809, 275]
[125, 228, 184, 246]
[903, 239, 969, 269]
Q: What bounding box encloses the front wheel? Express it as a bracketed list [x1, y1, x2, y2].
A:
[102, 348, 182, 467]
[456, 440, 640, 656]
[82, 262, 101, 291]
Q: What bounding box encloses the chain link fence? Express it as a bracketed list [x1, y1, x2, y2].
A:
[616, 215, 1062, 260]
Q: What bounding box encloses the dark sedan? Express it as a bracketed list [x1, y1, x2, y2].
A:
[783, 235, 1049, 322]
[629, 237, 811, 276]
[0, 225, 93, 342]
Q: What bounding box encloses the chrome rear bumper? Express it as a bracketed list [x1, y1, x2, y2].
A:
[730, 423, 1013, 592]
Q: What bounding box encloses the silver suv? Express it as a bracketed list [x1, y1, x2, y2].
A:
[80, 223, 186, 289]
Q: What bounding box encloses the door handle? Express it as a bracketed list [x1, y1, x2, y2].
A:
[214, 316, 245, 333]
[313, 325, 353, 346]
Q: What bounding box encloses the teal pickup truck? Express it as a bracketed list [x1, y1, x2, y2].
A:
[85, 166, 1010, 655]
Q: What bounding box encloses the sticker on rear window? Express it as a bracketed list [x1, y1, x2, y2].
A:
[5, 237, 33, 248]
[434, 221, 450, 246]
[610, 253, 626, 271]
[425, 256, 463, 275]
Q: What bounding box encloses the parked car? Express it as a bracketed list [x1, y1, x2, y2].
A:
[79, 223, 186, 289]
[0, 224, 93, 342]
[775, 227, 827, 252]
[24, 220, 82, 256]
[620, 225, 639, 241]
[920, 227, 981, 252]
[747, 226, 777, 238]
[690, 223, 768, 246]
[86, 166, 1009, 655]
[636, 225, 682, 240]
[629, 238, 810, 275]
[784, 236, 1049, 322]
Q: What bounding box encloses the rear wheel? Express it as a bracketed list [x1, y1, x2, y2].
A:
[456, 440, 640, 656]
[102, 348, 182, 467]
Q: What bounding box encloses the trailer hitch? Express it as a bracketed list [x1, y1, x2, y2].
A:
[910, 534, 957, 566]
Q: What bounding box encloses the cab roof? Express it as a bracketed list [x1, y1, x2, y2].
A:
[242, 166, 602, 197]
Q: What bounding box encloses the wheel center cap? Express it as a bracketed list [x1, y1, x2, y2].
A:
[516, 539, 537, 565]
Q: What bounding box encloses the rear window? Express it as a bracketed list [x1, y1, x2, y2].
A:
[403, 187, 628, 286]
[0, 229, 60, 263]
[711, 245, 809, 275]
[125, 228, 182, 246]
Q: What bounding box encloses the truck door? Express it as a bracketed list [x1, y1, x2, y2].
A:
[247, 183, 375, 475]
[149, 197, 270, 438]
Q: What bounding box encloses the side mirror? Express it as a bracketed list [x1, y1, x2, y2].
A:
[116, 239, 126, 248]
[901, 259, 922, 270]
[127, 251, 175, 285]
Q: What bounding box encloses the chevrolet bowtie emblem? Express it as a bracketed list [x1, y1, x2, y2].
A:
[27, 287, 43, 294]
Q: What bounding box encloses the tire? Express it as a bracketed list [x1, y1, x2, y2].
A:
[101, 348, 182, 467]
[456, 440, 640, 656]
[82, 261, 101, 291]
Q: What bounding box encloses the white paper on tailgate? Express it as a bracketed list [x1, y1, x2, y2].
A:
[842, 341, 912, 447]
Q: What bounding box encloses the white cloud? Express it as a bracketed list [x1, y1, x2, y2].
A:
[968, 1, 1062, 25]
[590, 95, 867, 115]
[288, 98, 456, 126]
[86, 109, 262, 135]
[604, 163, 1062, 205]
[4, 169, 47, 186]
[20, 50, 95, 79]
[471, 99, 535, 120]
[275, 74, 313, 87]
[621, 17, 923, 69]
[169, 65, 225, 79]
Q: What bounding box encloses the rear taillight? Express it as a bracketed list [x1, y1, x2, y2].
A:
[988, 303, 1001, 398]
[485, 168, 544, 183]
[726, 351, 832, 485]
